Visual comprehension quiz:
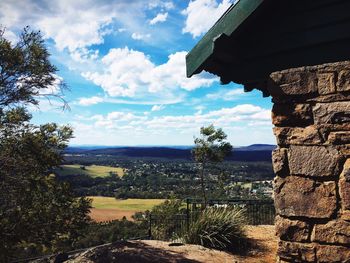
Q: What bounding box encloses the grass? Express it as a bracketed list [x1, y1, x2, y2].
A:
[56, 164, 124, 178]
[89, 196, 165, 211]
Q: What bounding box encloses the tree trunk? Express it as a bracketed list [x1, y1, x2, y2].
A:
[199, 163, 207, 209]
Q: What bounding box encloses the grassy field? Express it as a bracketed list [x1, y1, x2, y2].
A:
[90, 196, 165, 210]
[239, 182, 253, 189]
[88, 196, 165, 222]
[56, 164, 124, 178]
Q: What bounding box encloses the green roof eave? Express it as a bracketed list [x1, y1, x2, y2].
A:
[186, 0, 265, 78]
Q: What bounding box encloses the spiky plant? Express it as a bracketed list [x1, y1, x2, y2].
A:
[182, 207, 246, 251]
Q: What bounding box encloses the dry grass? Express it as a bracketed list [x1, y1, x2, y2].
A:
[89, 208, 137, 222]
[88, 196, 165, 222]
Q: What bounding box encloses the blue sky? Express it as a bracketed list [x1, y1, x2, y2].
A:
[0, 0, 274, 146]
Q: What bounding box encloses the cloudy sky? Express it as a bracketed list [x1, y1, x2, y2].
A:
[0, 0, 274, 146]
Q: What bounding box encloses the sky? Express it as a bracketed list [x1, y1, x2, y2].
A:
[0, 0, 274, 146]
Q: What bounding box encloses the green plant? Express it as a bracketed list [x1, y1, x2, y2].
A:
[182, 207, 246, 251]
[192, 125, 232, 206]
[150, 198, 184, 240]
[0, 27, 90, 260]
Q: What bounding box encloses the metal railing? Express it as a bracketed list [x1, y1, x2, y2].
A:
[186, 198, 275, 225]
[149, 198, 275, 240]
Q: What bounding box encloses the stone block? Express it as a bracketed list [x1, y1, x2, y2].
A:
[313, 101, 350, 125]
[306, 92, 350, 103]
[328, 131, 350, 144]
[331, 123, 350, 131]
[311, 220, 350, 245]
[318, 72, 336, 95]
[275, 216, 310, 242]
[288, 145, 341, 177]
[316, 245, 350, 262]
[339, 159, 350, 212]
[339, 146, 350, 158]
[272, 103, 313, 127]
[277, 241, 316, 262]
[273, 126, 322, 146]
[341, 210, 350, 221]
[337, 69, 350, 92]
[272, 148, 289, 176]
[274, 176, 337, 218]
[268, 69, 318, 97]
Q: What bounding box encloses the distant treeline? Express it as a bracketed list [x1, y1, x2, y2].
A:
[65, 144, 276, 162]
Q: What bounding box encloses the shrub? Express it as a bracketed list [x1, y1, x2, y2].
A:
[150, 198, 185, 240]
[182, 207, 246, 251]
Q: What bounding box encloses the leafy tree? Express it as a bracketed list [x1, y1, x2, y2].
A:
[192, 125, 232, 207]
[0, 27, 90, 260]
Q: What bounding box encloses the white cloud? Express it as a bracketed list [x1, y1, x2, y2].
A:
[78, 96, 104, 106]
[194, 105, 205, 115]
[70, 103, 273, 145]
[150, 12, 168, 25]
[91, 111, 148, 129]
[70, 47, 99, 63]
[151, 105, 165, 111]
[148, 1, 174, 10]
[144, 51, 217, 92]
[82, 47, 154, 97]
[131, 32, 151, 40]
[82, 48, 216, 98]
[206, 88, 245, 100]
[0, 0, 145, 52]
[87, 104, 270, 131]
[2, 29, 18, 44]
[182, 0, 233, 38]
[74, 94, 184, 107]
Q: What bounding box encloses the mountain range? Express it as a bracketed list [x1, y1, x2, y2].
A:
[65, 144, 276, 162]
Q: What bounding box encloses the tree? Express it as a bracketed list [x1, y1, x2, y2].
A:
[0, 26, 67, 108]
[192, 125, 232, 207]
[0, 28, 90, 260]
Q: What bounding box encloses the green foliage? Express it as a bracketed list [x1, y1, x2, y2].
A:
[193, 125, 233, 163]
[0, 26, 66, 107]
[192, 125, 233, 205]
[59, 155, 273, 199]
[150, 198, 185, 240]
[0, 28, 90, 261]
[182, 207, 246, 251]
[74, 217, 149, 249]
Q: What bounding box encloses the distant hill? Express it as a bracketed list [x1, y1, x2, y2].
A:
[65, 144, 276, 162]
[235, 144, 276, 151]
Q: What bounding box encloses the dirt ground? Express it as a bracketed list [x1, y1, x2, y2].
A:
[64, 225, 277, 263]
[233, 225, 277, 263]
[89, 208, 136, 222]
[139, 225, 277, 263]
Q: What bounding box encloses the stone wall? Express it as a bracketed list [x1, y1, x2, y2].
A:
[267, 61, 350, 262]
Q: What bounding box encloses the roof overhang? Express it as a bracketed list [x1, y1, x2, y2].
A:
[186, 0, 350, 95]
[186, 0, 264, 78]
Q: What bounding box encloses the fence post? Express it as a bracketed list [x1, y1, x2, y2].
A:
[148, 214, 152, 239]
[186, 198, 190, 232]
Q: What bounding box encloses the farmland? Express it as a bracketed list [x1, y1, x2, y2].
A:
[89, 196, 165, 222]
[55, 164, 124, 178]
